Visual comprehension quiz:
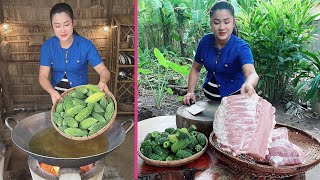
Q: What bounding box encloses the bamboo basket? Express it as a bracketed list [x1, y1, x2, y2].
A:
[138, 138, 208, 167]
[51, 85, 117, 141]
[209, 123, 320, 178]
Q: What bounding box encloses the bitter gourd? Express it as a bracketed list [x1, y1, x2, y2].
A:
[85, 92, 105, 103]
[53, 112, 60, 120]
[55, 102, 64, 113]
[86, 90, 94, 96]
[99, 97, 108, 109]
[190, 131, 199, 137]
[104, 102, 114, 120]
[164, 127, 175, 134]
[176, 149, 193, 159]
[62, 119, 67, 126]
[187, 136, 198, 150]
[151, 131, 160, 138]
[196, 133, 206, 146]
[88, 121, 107, 133]
[75, 106, 93, 121]
[72, 99, 86, 106]
[188, 125, 197, 132]
[85, 84, 100, 93]
[58, 126, 68, 132]
[75, 86, 88, 94]
[171, 138, 190, 153]
[91, 112, 106, 122]
[155, 136, 167, 145]
[93, 103, 105, 113]
[66, 105, 85, 117]
[64, 128, 88, 137]
[175, 129, 189, 140]
[63, 95, 74, 111]
[168, 134, 179, 144]
[180, 128, 190, 136]
[163, 141, 171, 148]
[79, 117, 98, 129]
[149, 154, 162, 161]
[70, 91, 86, 99]
[53, 115, 63, 127]
[141, 145, 152, 158]
[195, 144, 203, 152]
[64, 116, 78, 128]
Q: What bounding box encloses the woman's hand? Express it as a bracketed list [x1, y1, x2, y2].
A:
[241, 64, 259, 96]
[240, 82, 256, 96]
[182, 92, 196, 105]
[50, 90, 62, 105]
[98, 81, 109, 91]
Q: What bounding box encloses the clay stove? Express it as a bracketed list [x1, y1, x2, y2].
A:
[28, 156, 104, 180]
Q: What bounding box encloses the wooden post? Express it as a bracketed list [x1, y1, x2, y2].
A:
[106, 0, 113, 26]
[0, 40, 14, 114]
[0, 0, 3, 24]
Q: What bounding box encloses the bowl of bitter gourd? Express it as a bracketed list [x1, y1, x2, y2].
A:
[138, 125, 208, 167]
[51, 84, 117, 141]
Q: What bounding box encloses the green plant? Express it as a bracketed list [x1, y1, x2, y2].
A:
[294, 51, 320, 102]
[138, 48, 190, 109]
[238, 0, 320, 103]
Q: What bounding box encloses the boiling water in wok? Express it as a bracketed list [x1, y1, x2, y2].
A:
[29, 127, 109, 158]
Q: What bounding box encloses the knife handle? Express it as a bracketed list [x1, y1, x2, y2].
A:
[189, 99, 195, 105]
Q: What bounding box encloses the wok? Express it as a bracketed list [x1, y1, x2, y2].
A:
[5, 111, 133, 168]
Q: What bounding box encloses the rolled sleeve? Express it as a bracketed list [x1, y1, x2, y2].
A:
[40, 42, 51, 66]
[194, 38, 204, 64]
[87, 42, 102, 67]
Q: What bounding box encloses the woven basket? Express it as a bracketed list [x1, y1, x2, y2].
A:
[138, 138, 208, 167]
[209, 123, 320, 178]
[51, 85, 117, 141]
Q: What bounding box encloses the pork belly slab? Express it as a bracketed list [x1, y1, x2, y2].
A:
[266, 127, 305, 166]
[213, 94, 276, 159]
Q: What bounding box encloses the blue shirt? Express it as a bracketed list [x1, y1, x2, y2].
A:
[195, 33, 254, 97]
[40, 34, 102, 88]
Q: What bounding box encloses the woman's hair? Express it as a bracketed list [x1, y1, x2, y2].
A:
[50, 3, 79, 35]
[209, 1, 238, 36]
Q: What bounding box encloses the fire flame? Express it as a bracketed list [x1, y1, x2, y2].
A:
[39, 163, 93, 176]
[39, 163, 60, 176]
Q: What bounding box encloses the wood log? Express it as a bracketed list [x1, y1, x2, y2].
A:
[176, 100, 220, 137]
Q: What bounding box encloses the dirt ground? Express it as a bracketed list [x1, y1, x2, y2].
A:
[138, 89, 320, 179]
[138, 89, 320, 138]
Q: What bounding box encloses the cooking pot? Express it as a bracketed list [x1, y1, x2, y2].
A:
[5, 111, 133, 168]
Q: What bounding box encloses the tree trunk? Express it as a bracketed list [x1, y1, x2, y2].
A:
[177, 10, 185, 56]
[178, 27, 185, 56]
[160, 9, 169, 48]
[143, 32, 148, 50]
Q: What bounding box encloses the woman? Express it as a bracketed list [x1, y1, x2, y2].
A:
[39, 3, 110, 104]
[182, 1, 259, 105]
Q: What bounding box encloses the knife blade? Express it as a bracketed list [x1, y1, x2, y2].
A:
[185, 100, 206, 116]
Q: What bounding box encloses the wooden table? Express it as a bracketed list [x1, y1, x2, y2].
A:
[137, 116, 306, 180]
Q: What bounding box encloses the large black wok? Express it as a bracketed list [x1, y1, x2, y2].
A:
[5, 111, 133, 168]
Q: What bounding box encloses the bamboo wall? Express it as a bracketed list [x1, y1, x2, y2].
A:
[0, 0, 134, 113]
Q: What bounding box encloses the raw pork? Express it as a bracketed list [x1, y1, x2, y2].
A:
[266, 128, 305, 166]
[213, 94, 276, 159]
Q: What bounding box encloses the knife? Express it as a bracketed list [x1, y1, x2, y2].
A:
[184, 100, 206, 116]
